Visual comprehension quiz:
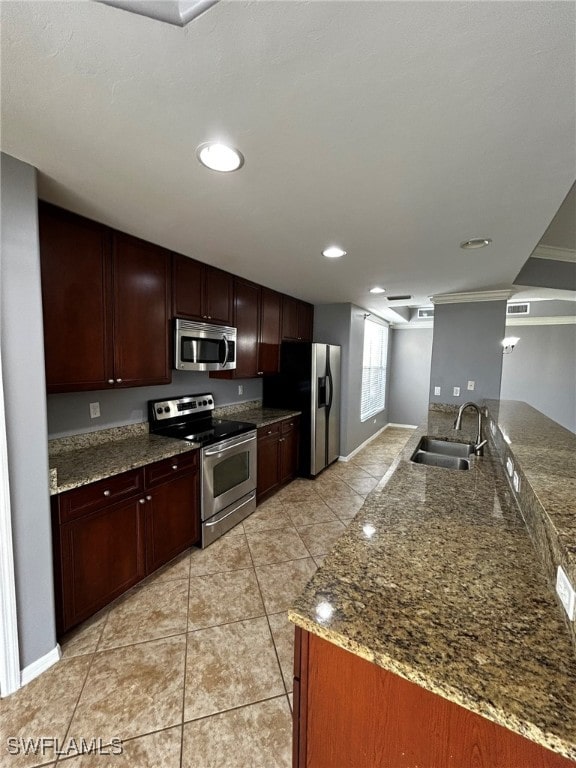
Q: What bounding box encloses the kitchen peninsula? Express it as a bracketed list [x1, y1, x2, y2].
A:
[290, 406, 576, 767]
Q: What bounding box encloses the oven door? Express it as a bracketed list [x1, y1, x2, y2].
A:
[201, 431, 257, 520]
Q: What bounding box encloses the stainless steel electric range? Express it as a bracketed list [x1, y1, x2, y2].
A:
[148, 393, 257, 547]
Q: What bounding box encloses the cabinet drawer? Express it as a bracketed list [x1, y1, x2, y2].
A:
[282, 417, 299, 434]
[58, 469, 143, 524]
[144, 450, 198, 488]
[258, 422, 281, 440]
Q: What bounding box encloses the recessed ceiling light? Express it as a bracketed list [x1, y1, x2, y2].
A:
[197, 142, 244, 172]
[369, 286, 385, 294]
[460, 238, 492, 249]
[322, 246, 346, 259]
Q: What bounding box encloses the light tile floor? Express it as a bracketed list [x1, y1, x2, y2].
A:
[1, 428, 411, 768]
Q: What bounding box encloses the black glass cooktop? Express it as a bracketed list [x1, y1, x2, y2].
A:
[152, 418, 256, 447]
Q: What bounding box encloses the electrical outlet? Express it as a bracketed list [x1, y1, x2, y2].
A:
[434, 386, 441, 396]
[467, 380, 475, 391]
[556, 566, 576, 621]
[89, 402, 100, 419]
[490, 420, 496, 436]
[238, 385, 243, 395]
[453, 386, 460, 397]
[506, 457, 514, 477]
[512, 471, 521, 493]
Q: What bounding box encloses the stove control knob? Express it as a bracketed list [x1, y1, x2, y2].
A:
[208, 398, 213, 404]
[156, 408, 162, 415]
[203, 400, 208, 406]
[163, 407, 170, 413]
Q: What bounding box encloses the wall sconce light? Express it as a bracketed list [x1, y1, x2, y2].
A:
[501, 336, 520, 354]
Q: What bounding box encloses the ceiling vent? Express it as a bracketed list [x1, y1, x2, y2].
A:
[387, 295, 412, 302]
[507, 302, 530, 316]
[417, 307, 435, 319]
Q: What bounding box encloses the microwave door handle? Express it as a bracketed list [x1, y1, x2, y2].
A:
[221, 335, 229, 368]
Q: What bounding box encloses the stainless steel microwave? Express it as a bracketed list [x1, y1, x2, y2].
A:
[174, 319, 237, 372]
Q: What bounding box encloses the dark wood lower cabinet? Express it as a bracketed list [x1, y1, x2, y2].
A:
[52, 453, 199, 635]
[293, 628, 574, 768]
[257, 417, 300, 503]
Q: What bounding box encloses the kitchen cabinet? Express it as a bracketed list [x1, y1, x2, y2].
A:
[293, 627, 574, 768]
[172, 252, 233, 326]
[258, 287, 282, 375]
[257, 417, 300, 503]
[52, 453, 199, 634]
[39, 203, 171, 393]
[39, 202, 113, 393]
[282, 295, 314, 342]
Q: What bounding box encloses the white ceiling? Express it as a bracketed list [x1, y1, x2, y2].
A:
[1, 0, 575, 320]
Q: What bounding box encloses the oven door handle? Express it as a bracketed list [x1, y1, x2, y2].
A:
[204, 434, 256, 456]
[221, 335, 229, 368]
[205, 493, 256, 526]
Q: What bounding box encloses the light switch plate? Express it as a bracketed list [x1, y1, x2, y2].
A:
[434, 386, 441, 396]
[89, 402, 100, 419]
[453, 386, 460, 397]
[467, 380, 475, 390]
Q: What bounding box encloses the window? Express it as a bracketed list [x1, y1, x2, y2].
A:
[360, 317, 389, 421]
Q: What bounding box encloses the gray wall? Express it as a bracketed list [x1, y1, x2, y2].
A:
[429, 300, 507, 406]
[314, 303, 389, 458]
[0, 153, 57, 668]
[501, 323, 576, 433]
[48, 372, 263, 437]
[514, 257, 576, 291]
[388, 328, 433, 426]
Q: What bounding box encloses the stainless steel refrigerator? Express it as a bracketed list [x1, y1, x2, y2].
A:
[263, 342, 341, 477]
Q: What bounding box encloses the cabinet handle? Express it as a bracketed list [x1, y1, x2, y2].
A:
[103, 490, 111, 497]
[267, 430, 272, 435]
[257, 371, 264, 375]
[116, 378, 123, 383]
[139, 498, 146, 504]
[207, 315, 212, 320]
[172, 464, 178, 470]
[146, 495, 152, 501]
[107, 379, 114, 384]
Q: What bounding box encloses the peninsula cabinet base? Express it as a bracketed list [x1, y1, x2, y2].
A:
[293, 628, 574, 768]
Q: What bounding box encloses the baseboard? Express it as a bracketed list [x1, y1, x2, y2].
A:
[386, 423, 418, 429]
[20, 644, 61, 687]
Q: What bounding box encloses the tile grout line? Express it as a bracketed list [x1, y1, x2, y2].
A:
[245, 518, 294, 699]
[180, 548, 193, 768]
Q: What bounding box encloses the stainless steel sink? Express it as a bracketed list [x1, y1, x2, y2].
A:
[411, 451, 470, 470]
[416, 437, 475, 458]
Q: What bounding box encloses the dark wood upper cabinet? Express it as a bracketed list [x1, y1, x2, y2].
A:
[282, 295, 314, 342]
[39, 203, 171, 393]
[233, 278, 260, 378]
[172, 253, 233, 326]
[112, 233, 171, 387]
[281, 295, 299, 340]
[258, 288, 282, 375]
[39, 203, 114, 392]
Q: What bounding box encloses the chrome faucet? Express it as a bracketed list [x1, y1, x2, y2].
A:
[454, 402, 487, 456]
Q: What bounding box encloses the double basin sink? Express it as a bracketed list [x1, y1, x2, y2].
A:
[411, 436, 476, 471]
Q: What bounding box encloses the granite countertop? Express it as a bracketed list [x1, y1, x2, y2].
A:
[218, 405, 301, 429]
[49, 426, 200, 495]
[289, 410, 576, 761]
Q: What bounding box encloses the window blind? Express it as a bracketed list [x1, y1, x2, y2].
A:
[360, 317, 389, 421]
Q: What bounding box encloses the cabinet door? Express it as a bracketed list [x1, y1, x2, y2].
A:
[258, 288, 282, 374]
[59, 497, 145, 632]
[281, 295, 300, 340]
[298, 302, 314, 342]
[233, 278, 260, 378]
[113, 233, 171, 387]
[279, 420, 300, 485]
[257, 430, 282, 502]
[39, 203, 114, 393]
[172, 253, 204, 320]
[203, 265, 233, 325]
[145, 470, 199, 574]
